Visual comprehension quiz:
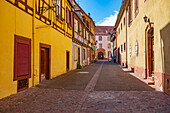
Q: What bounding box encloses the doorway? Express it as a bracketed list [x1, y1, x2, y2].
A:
[66, 51, 70, 71]
[98, 52, 103, 60]
[118, 48, 121, 64]
[40, 44, 51, 82]
[146, 26, 154, 78]
[78, 47, 80, 63]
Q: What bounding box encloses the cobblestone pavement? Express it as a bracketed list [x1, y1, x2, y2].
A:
[0, 61, 170, 113]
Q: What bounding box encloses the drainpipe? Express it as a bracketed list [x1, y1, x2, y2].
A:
[125, 8, 128, 68]
[32, 0, 35, 86]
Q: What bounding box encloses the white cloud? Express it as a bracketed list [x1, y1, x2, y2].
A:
[96, 10, 118, 26]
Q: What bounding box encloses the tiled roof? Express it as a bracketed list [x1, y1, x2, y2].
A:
[95, 26, 115, 35]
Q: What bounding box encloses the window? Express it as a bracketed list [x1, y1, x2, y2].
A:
[108, 43, 111, 49]
[14, 35, 31, 81]
[99, 43, 102, 48]
[66, 7, 73, 26]
[121, 45, 123, 52]
[121, 23, 122, 30]
[56, 0, 62, 18]
[134, 0, 139, 16]
[107, 37, 110, 41]
[124, 17, 125, 26]
[108, 51, 111, 58]
[135, 41, 138, 56]
[129, 0, 133, 26]
[99, 36, 102, 41]
[74, 45, 77, 61]
[124, 43, 126, 51]
[119, 28, 120, 34]
[130, 44, 132, 56]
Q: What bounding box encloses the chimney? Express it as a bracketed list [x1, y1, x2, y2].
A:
[88, 13, 90, 17]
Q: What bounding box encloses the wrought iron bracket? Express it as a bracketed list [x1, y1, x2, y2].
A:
[39, 6, 55, 13]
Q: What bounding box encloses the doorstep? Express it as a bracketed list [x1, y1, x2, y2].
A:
[122, 67, 159, 91]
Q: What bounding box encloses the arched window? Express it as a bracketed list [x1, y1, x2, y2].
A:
[135, 41, 138, 56]
[129, 44, 132, 56]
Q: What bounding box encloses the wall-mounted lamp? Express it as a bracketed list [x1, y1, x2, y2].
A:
[39, 0, 59, 13]
[143, 16, 150, 23]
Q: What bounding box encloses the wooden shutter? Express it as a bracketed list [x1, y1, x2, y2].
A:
[14, 35, 31, 81]
[71, 12, 73, 26]
[66, 7, 69, 23]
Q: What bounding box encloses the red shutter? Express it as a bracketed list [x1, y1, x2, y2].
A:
[17, 43, 29, 77]
[66, 7, 69, 23]
[71, 12, 73, 26]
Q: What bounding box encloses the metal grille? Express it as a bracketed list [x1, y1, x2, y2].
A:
[18, 79, 28, 91]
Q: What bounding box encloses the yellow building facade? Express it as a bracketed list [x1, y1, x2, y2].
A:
[0, 0, 73, 99]
[115, 0, 170, 95]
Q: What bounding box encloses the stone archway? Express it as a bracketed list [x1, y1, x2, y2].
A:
[97, 48, 105, 60]
[98, 52, 103, 60]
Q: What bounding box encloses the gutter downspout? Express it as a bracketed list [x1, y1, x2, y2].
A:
[125, 8, 128, 68]
[32, 0, 35, 86]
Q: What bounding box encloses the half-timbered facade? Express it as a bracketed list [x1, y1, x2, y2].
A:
[0, 0, 73, 99]
[72, 0, 95, 69]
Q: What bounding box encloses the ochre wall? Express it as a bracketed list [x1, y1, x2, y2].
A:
[126, 0, 170, 91]
[0, 0, 73, 99]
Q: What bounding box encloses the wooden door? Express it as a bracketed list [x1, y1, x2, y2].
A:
[66, 51, 70, 71]
[40, 43, 51, 82]
[151, 30, 154, 76]
[78, 47, 80, 63]
[147, 28, 154, 77]
[40, 48, 50, 81]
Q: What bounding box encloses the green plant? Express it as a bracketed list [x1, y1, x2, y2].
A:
[78, 29, 81, 33]
[57, 14, 61, 19]
[77, 62, 82, 69]
[91, 42, 93, 45]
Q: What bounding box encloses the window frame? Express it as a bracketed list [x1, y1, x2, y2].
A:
[99, 43, 102, 48]
[99, 36, 102, 41]
[14, 35, 31, 81]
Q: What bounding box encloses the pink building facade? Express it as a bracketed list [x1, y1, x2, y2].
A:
[95, 26, 114, 60]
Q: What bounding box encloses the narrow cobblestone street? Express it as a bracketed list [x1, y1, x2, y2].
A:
[0, 61, 170, 113]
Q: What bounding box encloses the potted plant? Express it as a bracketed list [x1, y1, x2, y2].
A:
[57, 14, 64, 24]
[77, 62, 82, 69]
[68, 22, 72, 29]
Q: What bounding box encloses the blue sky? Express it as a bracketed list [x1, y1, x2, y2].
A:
[75, 0, 122, 26]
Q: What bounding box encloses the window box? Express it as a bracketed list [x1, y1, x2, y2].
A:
[68, 24, 72, 29]
[57, 18, 64, 24]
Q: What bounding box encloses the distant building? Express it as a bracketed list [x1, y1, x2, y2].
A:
[95, 26, 114, 60]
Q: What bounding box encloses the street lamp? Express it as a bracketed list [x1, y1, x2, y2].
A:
[143, 16, 150, 23]
[39, 0, 59, 13]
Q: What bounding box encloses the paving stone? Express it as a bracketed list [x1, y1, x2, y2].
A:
[0, 61, 170, 113]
